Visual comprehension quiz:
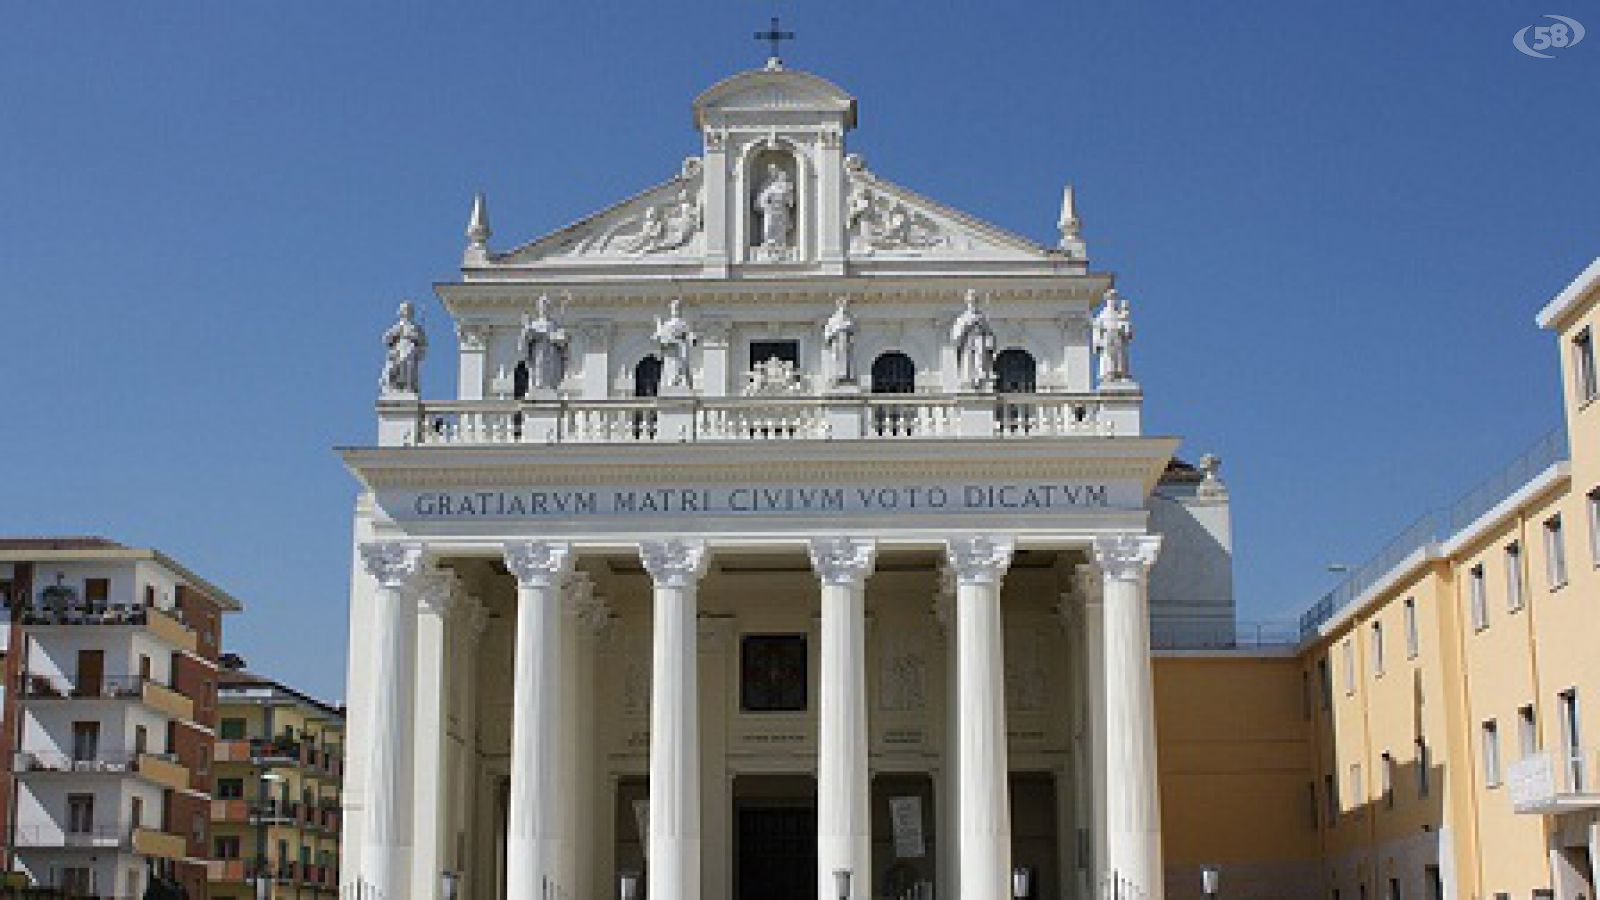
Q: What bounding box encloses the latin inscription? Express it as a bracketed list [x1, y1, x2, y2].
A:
[400, 482, 1112, 521]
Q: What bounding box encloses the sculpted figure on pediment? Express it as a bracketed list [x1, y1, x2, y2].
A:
[847, 182, 949, 255]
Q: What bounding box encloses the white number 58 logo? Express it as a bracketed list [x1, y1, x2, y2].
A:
[1514, 15, 1585, 58]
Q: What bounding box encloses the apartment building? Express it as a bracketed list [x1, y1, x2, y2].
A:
[0, 538, 238, 899]
[207, 657, 343, 900]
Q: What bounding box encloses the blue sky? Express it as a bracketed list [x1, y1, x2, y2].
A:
[1, 2, 1596, 702]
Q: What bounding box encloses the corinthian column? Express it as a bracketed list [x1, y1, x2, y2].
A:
[503, 541, 575, 900]
[358, 541, 427, 900]
[809, 537, 877, 900]
[412, 567, 460, 900]
[1092, 534, 1163, 900]
[640, 539, 711, 900]
[944, 535, 1016, 900]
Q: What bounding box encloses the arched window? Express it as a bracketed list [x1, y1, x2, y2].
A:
[634, 356, 662, 398]
[995, 348, 1037, 393]
[870, 352, 916, 394]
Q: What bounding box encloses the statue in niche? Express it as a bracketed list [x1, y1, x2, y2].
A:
[822, 296, 858, 386]
[379, 301, 427, 396]
[519, 294, 569, 392]
[1093, 289, 1134, 384]
[653, 298, 696, 389]
[753, 162, 796, 259]
[950, 289, 997, 391]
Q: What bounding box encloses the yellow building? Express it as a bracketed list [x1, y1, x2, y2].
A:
[207, 656, 345, 900]
[1152, 257, 1600, 900]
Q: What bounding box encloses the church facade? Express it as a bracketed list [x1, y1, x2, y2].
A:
[337, 61, 1236, 900]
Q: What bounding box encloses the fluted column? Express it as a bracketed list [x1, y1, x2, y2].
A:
[412, 567, 460, 900]
[358, 541, 427, 900]
[503, 541, 576, 900]
[1092, 534, 1163, 900]
[944, 536, 1016, 900]
[809, 537, 877, 900]
[640, 539, 711, 900]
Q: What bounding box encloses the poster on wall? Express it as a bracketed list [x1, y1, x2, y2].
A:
[888, 796, 924, 858]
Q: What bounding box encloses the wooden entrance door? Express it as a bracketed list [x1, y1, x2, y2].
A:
[737, 807, 816, 900]
[75, 649, 104, 697]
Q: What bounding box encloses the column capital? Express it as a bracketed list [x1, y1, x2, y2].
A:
[360, 541, 427, 590]
[639, 538, 710, 588]
[412, 566, 460, 617]
[808, 536, 877, 587]
[503, 541, 575, 588]
[943, 535, 1015, 586]
[1091, 533, 1162, 581]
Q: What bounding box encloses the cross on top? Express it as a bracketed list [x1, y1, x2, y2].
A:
[754, 16, 795, 64]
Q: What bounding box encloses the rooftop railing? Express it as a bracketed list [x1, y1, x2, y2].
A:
[382, 391, 1140, 447]
[1298, 426, 1569, 639]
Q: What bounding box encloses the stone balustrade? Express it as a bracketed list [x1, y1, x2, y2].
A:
[378, 391, 1140, 447]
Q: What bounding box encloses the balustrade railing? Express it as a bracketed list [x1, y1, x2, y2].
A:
[399, 392, 1130, 447]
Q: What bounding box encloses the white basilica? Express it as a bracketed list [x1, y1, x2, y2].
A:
[339, 57, 1234, 900]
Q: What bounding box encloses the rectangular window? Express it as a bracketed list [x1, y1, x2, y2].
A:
[1561, 689, 1584, 791]
[1588, 488, 1600, 567]
[70, 721, 99, 763]
[1483, 720, 1501, 787]
[84, 578, 109, 610]
[1389, 878, 1403, 900]
[1349, 762, 1363, 805]
[1547, 515, 1569, 588]
[1519, 705, 1539, 758]
[218, 778, 245, 799]
[748, 340, 800, 369]
[1371, 621, 1385, 676]
[1469, 564, 1488, 630]
[740, 635, 808, 712]
[1318, 658, 1332, 711]
[1574, 327, 1597, 404]
[215, 836, 241, 859]
[1342, 640, 1356, 695]
[66, 794, 94, 834]
[220, 717, 247, 740]
[1505, 542, 1524, 611]
[144, 585, 155, 608]
[1324, 773, 1338, 825]
[1404, 597, 1419, 659]
[1381, 751, 1395, 809]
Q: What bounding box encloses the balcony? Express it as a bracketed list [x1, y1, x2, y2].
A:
[18, 604, 199, 653]
[20, 676, 196, 721]
[131, 826, 187, 860]
[383, 391, 1141, 448]
[1508, 749, 1600, 813]
[12, 824, 131, 850]
[134, 752, 190, 792]
[13, 751, 134, 775]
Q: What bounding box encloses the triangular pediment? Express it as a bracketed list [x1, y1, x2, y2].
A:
[843, 166, 1056, 262]
[495, 171, 706, 265]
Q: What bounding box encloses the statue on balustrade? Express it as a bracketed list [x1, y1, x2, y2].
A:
[520, 294, 570, 392]
[822, 296, 858, 386]
[653, 298, 697, 389]
[1093, 289, 1134, 384]
[950, 289, 997, 391]
[380, 301, 427, 396]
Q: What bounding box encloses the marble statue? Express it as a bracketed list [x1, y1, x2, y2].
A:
[753, 162, 796, 256]
[653, 298, 696, 389]
[1093, 289, 1134, 383]
[520, 294, 570, 392]
[822, 296, 858, 386]
[950, 289, 997, 391]
[380, 301, 427, 396]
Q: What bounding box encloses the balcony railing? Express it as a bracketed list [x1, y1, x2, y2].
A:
[12, 823, 133, 849]
[386, 391, 1139, 447]
[1509, 748, 1600, 814]
[18, 604, 200, 653]
[12, 751, 134, 774]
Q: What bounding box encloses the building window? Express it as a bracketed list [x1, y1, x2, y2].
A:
[84, 578, 109, 611]
[632, 355, 662, 398]
[1505, 542, 1524, 611]
[60, 868, 93, 896]
[1546, 515, 1569, 588]
[739, 635, 808, 712]
[70, 721, 100, 763]
[1482, 720, 1501, 787]
[1560, 689, 1584, 791]
[1469, 564, 1488, 630]
[1389, 877, 1403, 900]
[1342, 640, 1356, 695]
[1403, 597, 1419, 659]
[994, 348, 1038, 393]
[1349, 762, 1363, 806]
[748, 339, 799, 369]
[1370, 621, 1385, 677]
[218, 778, 245, 799]
[1307, 781, 1319, 829]
[215, 836, 241, 859]
[1574, 327, 1597, 405]
[1318, 657, 1332, 711]
[1380, 751, 1395, 809]
[220, 718, 247, 740]
[1588, 488, 1600, 567]
[66, 794, 94, 834]
[1519, 705, 1539, 758]
[1417, 738, 1431, 797]
[192, 813, 205, 842]
[1324, 773, 1338, 825]
[144, 584, 156, 608]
